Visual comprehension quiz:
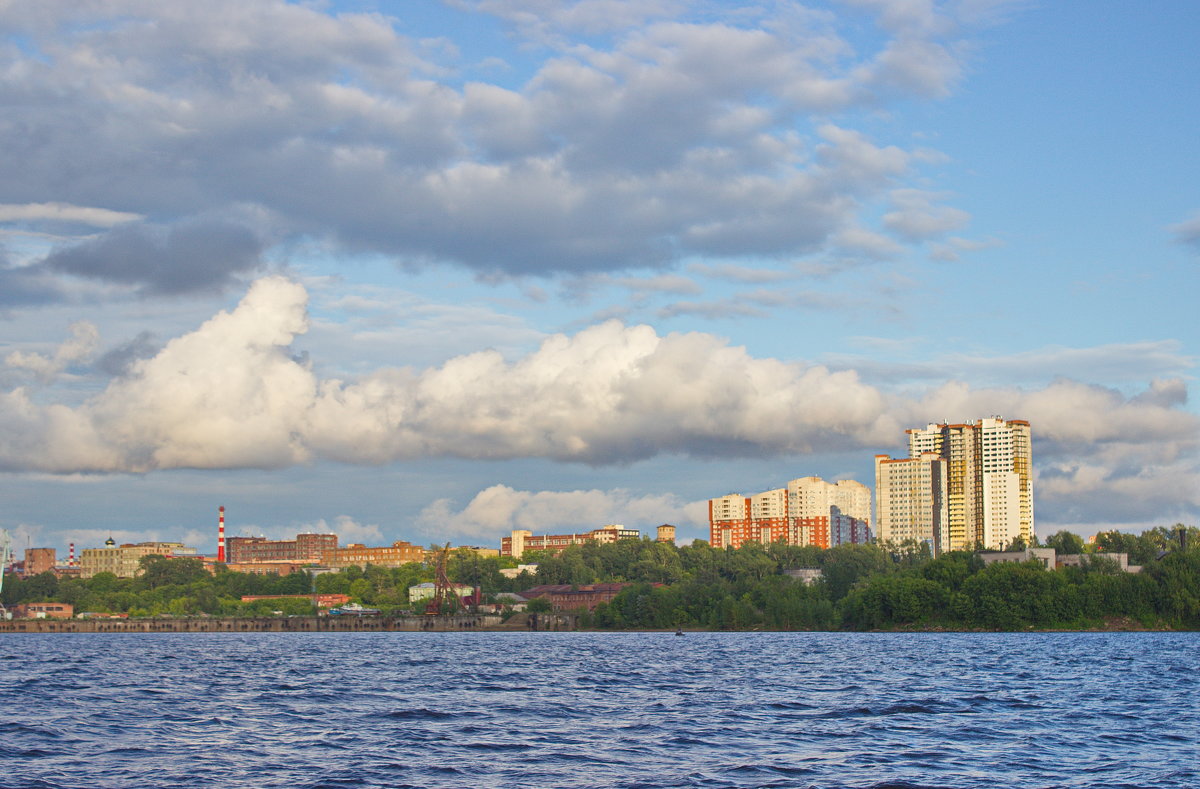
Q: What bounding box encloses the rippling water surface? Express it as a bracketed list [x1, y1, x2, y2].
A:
[1, 631, 1196, 788]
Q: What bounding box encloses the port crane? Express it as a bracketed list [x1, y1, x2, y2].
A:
[0, 529, 11, 620]
[424, 543, 457, 615]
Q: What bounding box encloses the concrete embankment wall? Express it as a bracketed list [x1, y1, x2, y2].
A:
[0, 612, 580, 634]
[0, 615, 500, 634]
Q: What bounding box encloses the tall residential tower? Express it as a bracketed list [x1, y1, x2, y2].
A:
[903, 417, 1033, 551]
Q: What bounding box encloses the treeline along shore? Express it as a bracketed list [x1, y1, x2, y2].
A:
[3, 525, 1198, 632]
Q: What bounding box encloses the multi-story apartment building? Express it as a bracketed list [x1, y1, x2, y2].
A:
[80, 541, 197, 579]
[709, 494, 752, 549]
[788, 476, 871, 549]
[709, 476, 871, 550]
[750, 488, 789, 544]
[226, 533, 338, 565]
[904, 417, 1033, 551]
[875, 453, 948, 553]
[501, 525, 640, 558]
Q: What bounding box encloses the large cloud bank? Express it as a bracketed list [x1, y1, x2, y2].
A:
[2, 277, 1195, 525]
[0, 0, 1006, 298]
[416, 484, 708, 542]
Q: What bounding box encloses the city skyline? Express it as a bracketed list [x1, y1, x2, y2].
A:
[1, 1, 1197, 554]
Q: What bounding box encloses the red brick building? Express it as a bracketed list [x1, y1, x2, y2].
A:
[12, 602, 74, 619]
[210, 561, 307, 576]
[226, 533, 337, 564]
[521, 583, 651, 611]
[23, 548, 57, 577]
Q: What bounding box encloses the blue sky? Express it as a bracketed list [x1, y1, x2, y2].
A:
[1, 0, 1196, 556]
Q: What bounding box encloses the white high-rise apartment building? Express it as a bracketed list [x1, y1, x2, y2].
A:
[787, 477, 871, 521]
[874, 453, 948, 552]
[905, 417, 1033, 550]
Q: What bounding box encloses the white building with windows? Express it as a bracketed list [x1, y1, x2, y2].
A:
[874, 453, 948, 553]
[904, 417, 1033, 550]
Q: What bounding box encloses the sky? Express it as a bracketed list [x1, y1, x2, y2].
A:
[1, 0, 1197, 557]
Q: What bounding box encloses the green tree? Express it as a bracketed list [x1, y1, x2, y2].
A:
[1044, 530, 1086, 556]
[348, 577, 373, 602]
[138, 555, 209, 589]
[22, 571, 60, 601]
[526, 596, 552, 613]
[821, 543, 891, 601]
[842, 572, 948, 629]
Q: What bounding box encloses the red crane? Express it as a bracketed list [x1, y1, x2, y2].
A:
[424, 543, 456, 615]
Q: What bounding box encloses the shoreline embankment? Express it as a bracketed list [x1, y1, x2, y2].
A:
[0, 612, 580, 634]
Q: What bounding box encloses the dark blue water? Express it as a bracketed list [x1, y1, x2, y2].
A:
[1, 631, 1196, 788]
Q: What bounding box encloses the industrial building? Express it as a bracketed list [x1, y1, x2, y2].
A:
[23, 548, 57, 576]
[322, 540, 427, 570]
[501, 525, 640, 558]
[226, 533, 337, 565]
[520, 583, 645, 611]
[10, 603, 74, 619]
[79, 541, 198, 579]
[408, 582, 475, 602]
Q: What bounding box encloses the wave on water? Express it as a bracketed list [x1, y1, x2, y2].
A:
[0, 631, 1196, 789]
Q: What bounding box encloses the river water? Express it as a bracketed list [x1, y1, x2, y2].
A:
[1, 631, 1196, 788]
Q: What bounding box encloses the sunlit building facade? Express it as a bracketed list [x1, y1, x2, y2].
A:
[80, 541, 197, 579]
[905, 417, 1033, 550]
[709, 476, 871, 550]
[875, 453, 948, 553]
[501, 525, 640, 558]
[226, 533, 337, 565]
[322, 540, 427, 570]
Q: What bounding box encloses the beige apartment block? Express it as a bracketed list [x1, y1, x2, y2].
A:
[875, 453, 948, 553]
[709, 476, 871, 550]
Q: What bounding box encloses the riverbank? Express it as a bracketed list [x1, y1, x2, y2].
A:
[0, 612, 581, 633]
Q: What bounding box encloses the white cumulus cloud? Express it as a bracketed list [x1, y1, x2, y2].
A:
[5, 321, 99, 382]
[415, 484, 703, 541]
[0, 277, 1194, 531]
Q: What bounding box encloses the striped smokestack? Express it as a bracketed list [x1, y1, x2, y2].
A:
[69, 542, 76, 568]
[218, 506, 226, 563]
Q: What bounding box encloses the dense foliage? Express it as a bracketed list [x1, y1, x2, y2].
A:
[3, 526, 1197, 630]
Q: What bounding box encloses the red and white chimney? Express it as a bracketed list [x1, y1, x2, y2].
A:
[218, 506, 226, 563]
[68, 542, 76, 568]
